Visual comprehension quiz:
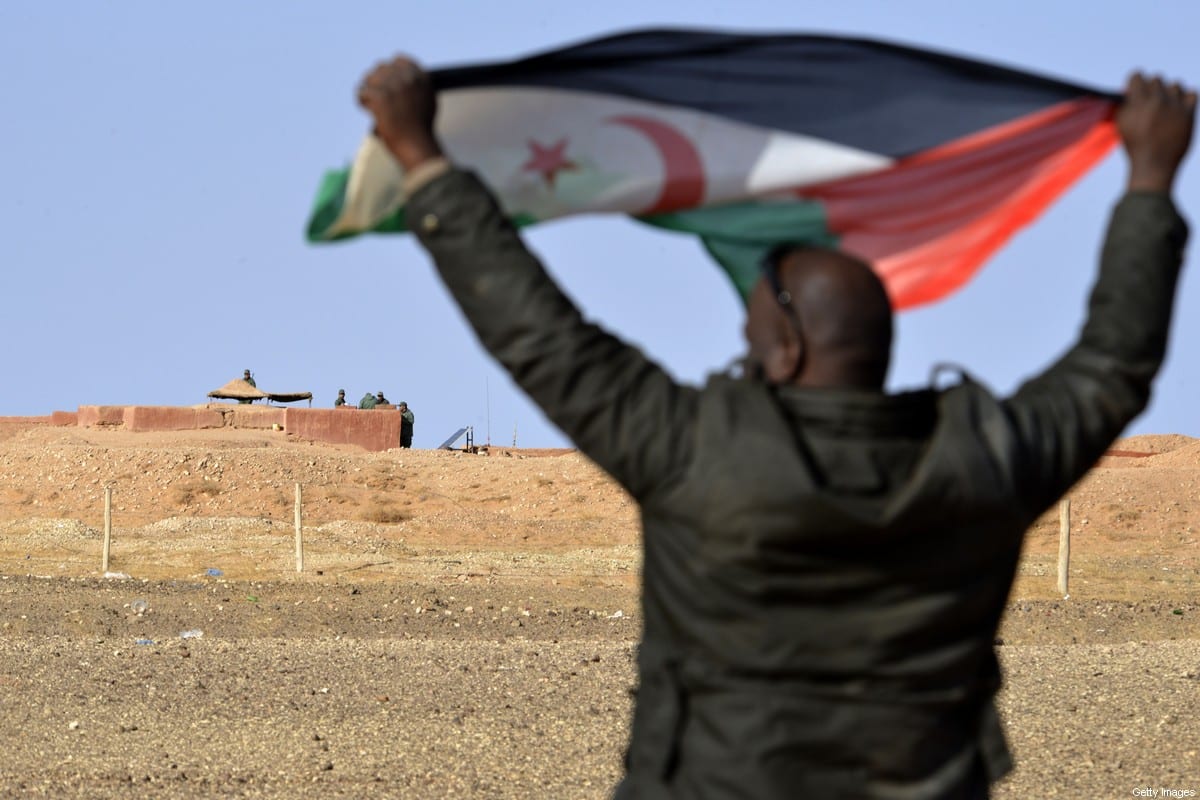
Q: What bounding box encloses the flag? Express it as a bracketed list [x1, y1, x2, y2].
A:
[307, 29, 1119, 310]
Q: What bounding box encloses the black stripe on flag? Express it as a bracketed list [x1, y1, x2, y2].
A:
[433, 28, 1117, 158]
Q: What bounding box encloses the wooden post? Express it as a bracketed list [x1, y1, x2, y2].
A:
[102, 487, 112, 573]
[1057, 498, 1070, 597]
[294, 483, 303, 573]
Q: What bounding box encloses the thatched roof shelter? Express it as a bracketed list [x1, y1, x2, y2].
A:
[208, 379, 268, 401]
[207, 379, 313, 405]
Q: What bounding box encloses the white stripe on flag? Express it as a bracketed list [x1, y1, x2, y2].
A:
[324, 86, 894, 236]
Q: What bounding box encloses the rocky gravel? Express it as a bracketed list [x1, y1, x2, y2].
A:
[0, 575, 1196, 798]
[0, 422, 1197, 797]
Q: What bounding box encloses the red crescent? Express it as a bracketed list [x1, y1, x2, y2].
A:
[606, 115, 706, 214]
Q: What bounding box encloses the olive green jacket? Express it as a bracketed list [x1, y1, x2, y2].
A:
[409, 169, 1187, 799]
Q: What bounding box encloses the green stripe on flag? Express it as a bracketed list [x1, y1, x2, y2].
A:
[306, 168, 352, 242]
[307, 168, 542, 243]
[639, 199, 837, 302]
[306, 167, 411, 242]
[307, 165, 835, 306]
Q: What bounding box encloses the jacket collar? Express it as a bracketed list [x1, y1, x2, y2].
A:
[771, 384, 940, 438]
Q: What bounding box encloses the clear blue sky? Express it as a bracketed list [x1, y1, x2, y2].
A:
[3, 2, 1197, 447]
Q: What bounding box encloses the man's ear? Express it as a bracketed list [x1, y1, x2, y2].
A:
[765, 333, 804, 385]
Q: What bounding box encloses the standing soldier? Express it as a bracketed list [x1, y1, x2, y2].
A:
[398, 402, 414, 447]
[239, 369, 257, 405]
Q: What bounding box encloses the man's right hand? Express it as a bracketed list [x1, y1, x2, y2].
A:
[1118, 72, 1196, 194]
[357, 56, 444, 172]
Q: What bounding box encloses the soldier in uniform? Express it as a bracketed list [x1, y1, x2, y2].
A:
[357, 58, 1194, 799]
[238, 369, 257, 405]
[398, 401, 414, 447]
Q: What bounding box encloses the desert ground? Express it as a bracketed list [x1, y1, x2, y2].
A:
[0, 417, 1197, 798]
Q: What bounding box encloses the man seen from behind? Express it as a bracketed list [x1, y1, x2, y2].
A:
[357, 58, 1194, 799]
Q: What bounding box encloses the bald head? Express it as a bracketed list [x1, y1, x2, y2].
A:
[744, 247, 893, 389]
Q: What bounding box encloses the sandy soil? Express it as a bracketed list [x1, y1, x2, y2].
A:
[0, 420, 1197, 798]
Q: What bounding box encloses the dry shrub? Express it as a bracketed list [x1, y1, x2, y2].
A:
[362, 464, 406, 492]
[359, 502, 411, 524]
[171, 480, 224, 507]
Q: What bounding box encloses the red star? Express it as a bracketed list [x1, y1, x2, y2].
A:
[522, 138, 578, 187]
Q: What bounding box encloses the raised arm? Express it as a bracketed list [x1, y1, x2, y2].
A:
[356, 56, 698, 498]
[1003, 73, 1194, 511]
